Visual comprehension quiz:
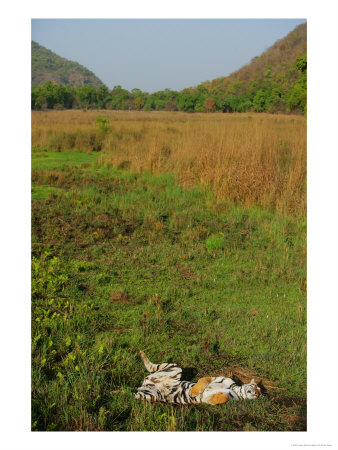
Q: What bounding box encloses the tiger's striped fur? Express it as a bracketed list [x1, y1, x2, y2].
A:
[135, 351, 261, 405]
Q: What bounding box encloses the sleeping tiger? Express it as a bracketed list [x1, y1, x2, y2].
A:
[135, 351, 261, 405]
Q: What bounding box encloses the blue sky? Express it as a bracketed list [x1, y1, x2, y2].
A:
[32, 19, 306, 92]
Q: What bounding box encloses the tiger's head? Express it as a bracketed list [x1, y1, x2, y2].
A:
[243, 378, 261, 399]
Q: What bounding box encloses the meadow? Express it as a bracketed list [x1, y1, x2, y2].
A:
[31, 110, 306, 431]
[32, 110, 306, 216]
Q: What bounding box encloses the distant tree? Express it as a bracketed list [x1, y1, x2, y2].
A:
[236, 99, 252, 112]
[124, 99, 135, 111]
[31, 90, 39, 109]
[39, 81, 57, 109]
[76, 85, 97, 109]
[203, 97, 216, 112]
[131, 88, 143, 96]
[197, 84, 209, 95]
[288, 55, 307, 115]
[144, 97, 155, 111]
[215, 94, 233, 113]
[194, 93, 208, 112]
[176, 93, 201, 112]
[133, 96, 145, 110]
[110, 85, 131, 110]
[96, 85, 111, 109]
[40, 96, 48, 110]
[228, 81, 243, 96]
[253, 89, 269, 112]
[295, 55, 307, 72]
[267, 88, 287, 113]
[32, 94, 48, 110]
[164, 100, 178, 111]
[154, 98, 166, 110]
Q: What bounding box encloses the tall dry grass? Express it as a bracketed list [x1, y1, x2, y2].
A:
[31, 110, 306, 217]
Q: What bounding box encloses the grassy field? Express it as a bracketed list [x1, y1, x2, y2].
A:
[32, 110, 306, 217]
[31, 112, 306, 431]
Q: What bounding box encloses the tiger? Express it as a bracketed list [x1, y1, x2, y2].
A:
[135, 351, 262, 405]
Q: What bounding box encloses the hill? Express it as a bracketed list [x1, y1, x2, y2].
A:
[192, 22, 307, 113]
[31, 41, 105, 89]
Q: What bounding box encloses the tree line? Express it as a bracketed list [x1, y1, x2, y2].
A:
[31, 56, 306, 115]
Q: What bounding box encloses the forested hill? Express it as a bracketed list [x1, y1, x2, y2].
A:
[31, 41, 104, 89]
[192, 22, 307, 112]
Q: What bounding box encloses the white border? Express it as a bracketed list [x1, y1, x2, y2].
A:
[1, 1, 338, 449]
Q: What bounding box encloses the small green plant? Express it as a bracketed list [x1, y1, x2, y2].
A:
[95, 115, 110, 134]
[205, 233, 224, 251]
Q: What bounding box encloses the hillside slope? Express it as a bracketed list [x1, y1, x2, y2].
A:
[192, 23, 306, 113]
[31, 41, 104, 88]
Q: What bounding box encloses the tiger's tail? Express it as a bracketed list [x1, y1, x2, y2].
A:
[139, 350, 166, 373]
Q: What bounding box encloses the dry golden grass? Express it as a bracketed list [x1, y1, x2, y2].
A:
[31, 110, 306, 217]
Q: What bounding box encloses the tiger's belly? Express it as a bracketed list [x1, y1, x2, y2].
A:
[200, 386, 237, 404]
[199, 378, 240, 403]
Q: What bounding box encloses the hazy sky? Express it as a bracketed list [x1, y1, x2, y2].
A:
[31, 19, 306, 92]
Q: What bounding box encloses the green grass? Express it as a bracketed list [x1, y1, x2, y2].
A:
[31, 185, 62, 200]
[31, 152, 306, 431]
[32, 151, 98, 169]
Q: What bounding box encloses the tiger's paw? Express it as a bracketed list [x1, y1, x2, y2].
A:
[191, 377, 213, 397]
